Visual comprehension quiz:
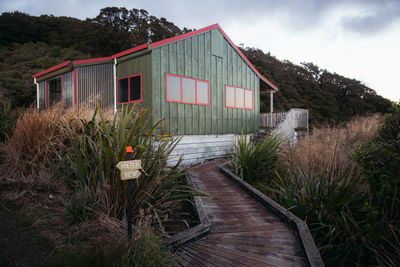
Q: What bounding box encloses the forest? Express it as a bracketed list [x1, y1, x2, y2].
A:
[0, 7, 392, 124]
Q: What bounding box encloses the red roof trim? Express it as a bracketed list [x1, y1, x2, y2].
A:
[32, 60, 71, 78]
[73, 56, 113, 65]
[151, 24, 277, 90]
[215, 25, 278, 91]
[151, 24, 219, 48]
[112, 43, 149, 59]
[31, 24, 278, 90]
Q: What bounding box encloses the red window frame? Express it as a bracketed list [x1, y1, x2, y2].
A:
[117, 73, 143, 105]
[166, 73, 209, 106]
[225, 85, 253, 110]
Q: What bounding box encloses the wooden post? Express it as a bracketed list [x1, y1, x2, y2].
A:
[126, 148, 133, 239]
[270, 91, 274, 126]
[270, 91, 274, 114]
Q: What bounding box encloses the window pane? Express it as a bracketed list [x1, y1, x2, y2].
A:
[182, 78, 196, 103]
[226, 86, 235, 107]
[48, 77, 62, 106]
[197, 81, 208, 104]
[236, 88, 245, 108]
[245, 90, 252, 109]
[130, 76, 141, 101]
[118, 78, 128, 103]
[167, 75, 181, 101]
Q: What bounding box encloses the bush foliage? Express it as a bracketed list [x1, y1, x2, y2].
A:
[231, 132, 283, 183]
[355, 109, 400, 203]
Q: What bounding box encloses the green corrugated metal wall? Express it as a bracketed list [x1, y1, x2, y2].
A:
[116, 52, 152, 112]
[151, 29, 260, 135]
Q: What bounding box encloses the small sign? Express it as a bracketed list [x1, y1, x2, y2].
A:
[116, 160, 142, 180]
[116, 160, 142, 171]
[120, 169, 141, 180]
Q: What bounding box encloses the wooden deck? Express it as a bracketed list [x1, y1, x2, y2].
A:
[174, 160, 308, 266]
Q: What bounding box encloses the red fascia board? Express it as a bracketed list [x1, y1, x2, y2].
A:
[112, 43, 149, 59]
[72, 56, 113, 65]
[32, 60, 71, 78]
[151, 24, 219, 48]
[215, 25, 278, 91]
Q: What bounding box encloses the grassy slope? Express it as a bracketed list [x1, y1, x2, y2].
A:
[0, 42, 88, 107]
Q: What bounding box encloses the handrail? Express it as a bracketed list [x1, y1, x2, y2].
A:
[267, 108, 309, 144]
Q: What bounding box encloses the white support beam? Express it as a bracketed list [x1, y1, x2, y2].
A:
[34, 78, 39, 110]
[270, 90, 274, 113]
[113, 58, 117, 114]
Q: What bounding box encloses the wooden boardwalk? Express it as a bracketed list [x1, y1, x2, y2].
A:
[174, 160, 308, 267]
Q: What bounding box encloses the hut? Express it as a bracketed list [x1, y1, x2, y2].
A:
[32, 24, 278, 165]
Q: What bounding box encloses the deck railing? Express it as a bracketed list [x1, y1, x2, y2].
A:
[259, 112, 287, 128]
[260, 109, 309, 144]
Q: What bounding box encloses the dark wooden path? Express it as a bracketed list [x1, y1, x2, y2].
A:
[174, 160, 308, 267]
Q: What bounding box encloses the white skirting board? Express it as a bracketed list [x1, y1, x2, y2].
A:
[158, 134, 252, 166]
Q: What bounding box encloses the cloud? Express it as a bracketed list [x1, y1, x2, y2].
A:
[1, 0, 400, 34]
[340, 1, 400, 34]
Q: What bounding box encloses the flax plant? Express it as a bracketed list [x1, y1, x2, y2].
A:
[231, 130, 284, 182]
[62, 103, 202, 225]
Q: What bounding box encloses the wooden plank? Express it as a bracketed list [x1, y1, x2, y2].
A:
[198, 33, 206, 135]
[168, 43, 178, 134]
[151, 49, 161, 134]
[177, 40, 185, 134]
[181, 245, 246, 267]
[188, 243, 274, 267]
[202, 238, 302, 256]
[181, 246, 231, 267]
[219, 163, 324, 267]
[190, 243, 303, 266]
[204, 31, 212, 134]
[192, 35, 199, 135]
[217, 57, 223, 134]
[160, 46, 169, 132]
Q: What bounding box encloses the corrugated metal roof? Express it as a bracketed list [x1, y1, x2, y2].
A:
[31, 24, 278, 91]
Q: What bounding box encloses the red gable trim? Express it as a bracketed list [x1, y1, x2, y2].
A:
[32, 61, 71, 78]
[112, 43, 149, 59]
[151, 24, 278, 91]
[215, 25, 278, 91]
[151, 24, 218, 48]
[73, 56, 113, 65]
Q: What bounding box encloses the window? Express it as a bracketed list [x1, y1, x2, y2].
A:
[47, 76, 62, 107]
[225, 85, 253, 109]
[166, 73, 209, 105]
[117, 74, 142, 104]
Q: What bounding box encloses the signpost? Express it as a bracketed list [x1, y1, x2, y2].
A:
[116, 146, 142, 239]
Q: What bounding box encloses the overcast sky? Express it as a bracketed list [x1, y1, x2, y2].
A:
[1, 0, 399, 101]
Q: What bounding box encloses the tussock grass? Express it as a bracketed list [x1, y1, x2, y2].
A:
[285, 115, 381, 176]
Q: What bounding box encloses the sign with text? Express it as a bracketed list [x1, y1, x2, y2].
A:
[116, 160, 142, 180]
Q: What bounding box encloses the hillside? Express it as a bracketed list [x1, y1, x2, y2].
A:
[0, 7, 392, 123]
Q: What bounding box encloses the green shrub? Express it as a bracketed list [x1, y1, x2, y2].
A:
[354, 109, 400, 206]
[49, 229, 173, 267]
[268, 165, 371, 265]
[231, 132, 283, 182]
[123, 229, 173, 266]
[64, 189, 98, 224]
[0, 102, 19, 141]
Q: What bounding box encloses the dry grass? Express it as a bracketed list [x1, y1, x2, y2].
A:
[0, 105, 142, 250]
[285, 115, 382, 176]
[4, 105, 114, 173]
